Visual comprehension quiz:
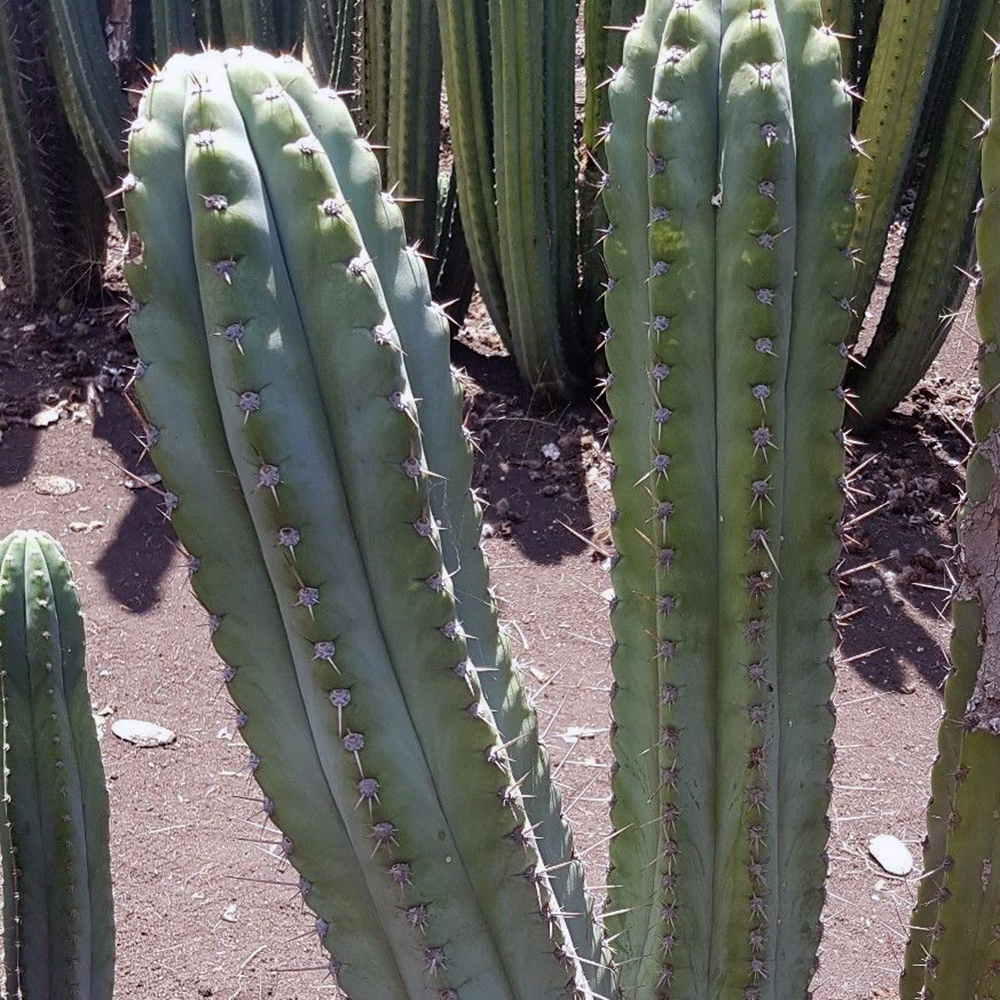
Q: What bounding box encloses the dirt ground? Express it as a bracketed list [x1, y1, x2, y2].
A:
[0, 268, 980, 998]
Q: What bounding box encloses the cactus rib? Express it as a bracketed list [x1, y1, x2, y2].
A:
[0, 530, 115, 1000]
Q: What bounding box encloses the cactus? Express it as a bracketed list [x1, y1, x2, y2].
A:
[898, 44, 1000, 998]
[218, 0, 302, 49]
[149, 0, 198, 61]
[42, 0, 131, 195]
[846, 0, 953, 345]
[0, 0, 107, 301]
[600, 2, 855, 996]
[0, 530, 115, 1000]
[849, 0, 997, 428]
[581, 0, 645, 346]
[121, 47, 606, 1000]
[304, 0, 358, 89]
[437, 0, 583, 393]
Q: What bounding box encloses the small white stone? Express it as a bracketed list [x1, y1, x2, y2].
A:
[111, 719, 176, 748]
[868, 834, 913, 876]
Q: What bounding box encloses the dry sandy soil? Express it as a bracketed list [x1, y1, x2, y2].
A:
[0, 275, 981, 998]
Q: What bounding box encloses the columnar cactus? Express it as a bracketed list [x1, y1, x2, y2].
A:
[304, 0, 358, 89]
[0, 0, 107, 300]
[899, 44, 1000, 999]
[847, 0, 952, 346]
[850, 0, 998, 428]
[122, 47, 608, 999]
[600, 2, 855, 996]
[437, 0, 583, 393]
[0, 530, 115, 1000]
[43, 0, 130, 194]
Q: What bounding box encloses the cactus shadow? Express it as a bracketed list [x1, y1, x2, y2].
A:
[0, 424, 38, 487]
[452, 343, 596, 567]
[836, 407, 965, 697]
[92, 394, 175, 614]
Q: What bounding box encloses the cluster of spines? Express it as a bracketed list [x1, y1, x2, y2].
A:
[123, 48, 592, 1000]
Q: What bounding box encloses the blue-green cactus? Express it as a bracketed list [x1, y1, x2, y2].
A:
[0, 530, 115, 1000]
[122, 47, 608, 1000]
[600, 2, 855, 996]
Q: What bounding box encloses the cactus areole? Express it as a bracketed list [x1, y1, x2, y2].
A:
[600, 2, 855, 997]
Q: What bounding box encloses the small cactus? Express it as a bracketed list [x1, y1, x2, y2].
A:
[122, 47, 606, 1000]
[600, 1, 855, 995]
[0, 530, 115, 1000]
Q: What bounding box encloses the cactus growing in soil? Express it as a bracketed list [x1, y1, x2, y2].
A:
[600, 1, 855, 996]
[899, 46, 1000, 999]
[0, 530, 115, 1000]
[121, 47, 609, 1000]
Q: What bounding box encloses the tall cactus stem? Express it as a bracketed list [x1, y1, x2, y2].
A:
[602, 2, 854, 996]
[849, 0, 998, 428]
[0, 530, 115, 1000]
[899, 43, 1000, 998]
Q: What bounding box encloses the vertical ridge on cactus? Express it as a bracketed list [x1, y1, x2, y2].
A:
[899, 41, 1000, 998]
[601, 1, 854, 996]
[123, 47, 598, 1000]
[0, 530, 115, 1000]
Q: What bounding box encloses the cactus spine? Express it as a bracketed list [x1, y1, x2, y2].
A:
[849, 0, 997, 428]
[0, 530, 115, 1000]
[601, 2, 855, 996]
[899, 44, 1000, 998]
[122, 47, 603, 1000]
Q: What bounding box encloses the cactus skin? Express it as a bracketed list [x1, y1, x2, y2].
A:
[0, 530, 115, 1000]
[601, 2, 854, 996]
[899, 47, 1000, 999]
[847, 0, 951, 344]
[123, 47, 598, 1000]
[849, 0, 997, 428]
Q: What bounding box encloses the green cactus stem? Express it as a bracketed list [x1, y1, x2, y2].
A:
[0, 530, 115, 1000]
[899, 44, 1000, 999]
[122, 47, 601, 1000]
[581, 0, 645, 345]
[849, 0, 997, 428]
[0, 0, 107, 301]
[846, 0, 952, 344]
[42, 0, 130, 195]
[437, 0, 583, 392]
[601, 1, 855, 996]
[304, 0, 358, 89]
